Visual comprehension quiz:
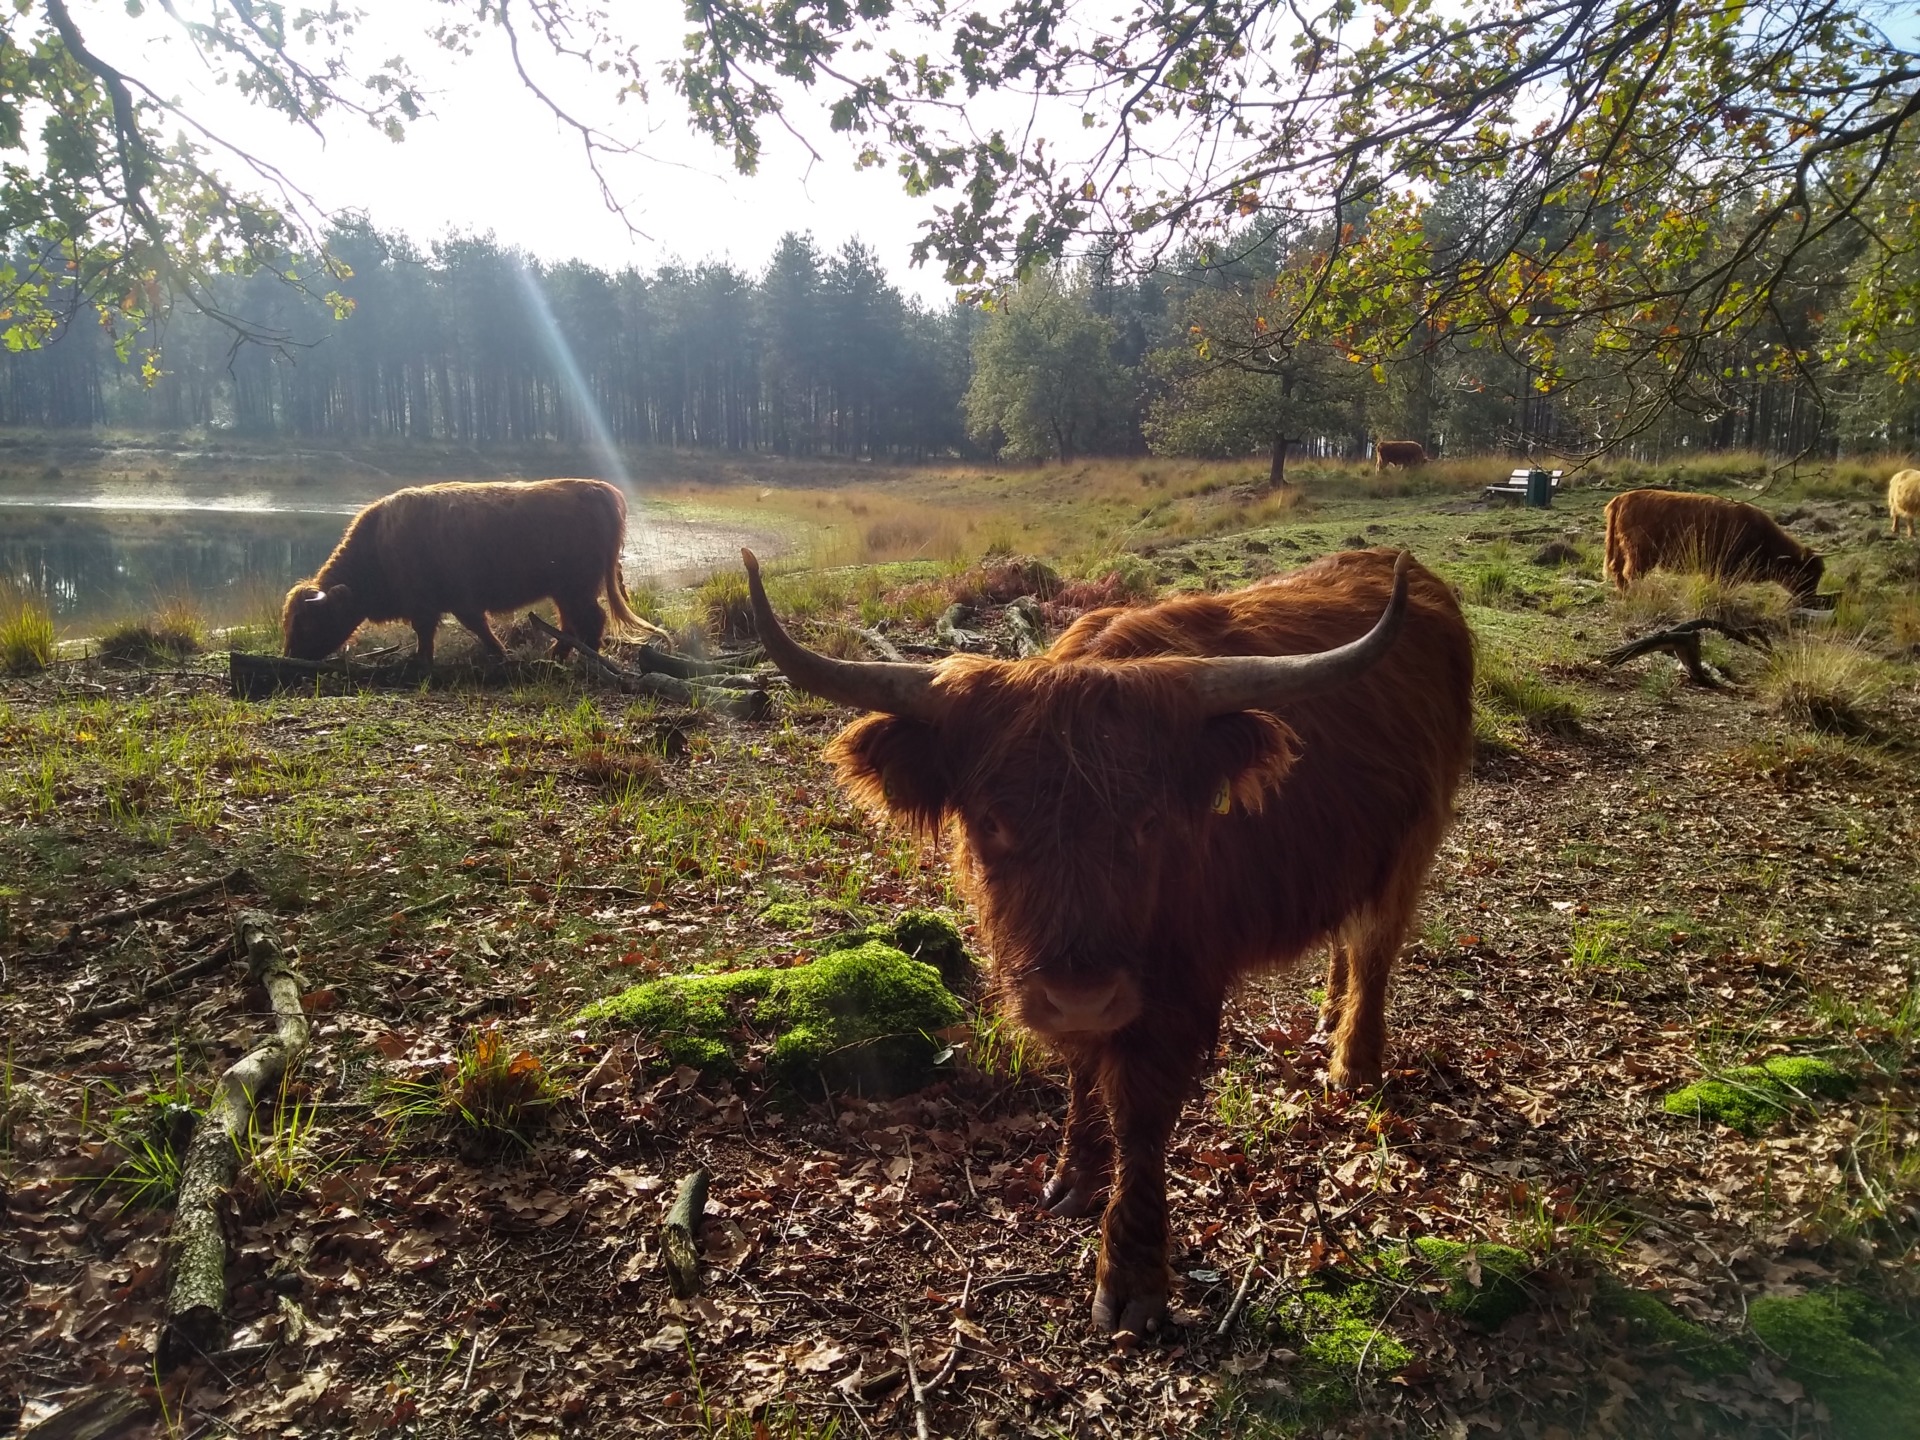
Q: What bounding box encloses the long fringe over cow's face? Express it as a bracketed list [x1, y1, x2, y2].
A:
[281, 584, 367, 660]
[829, 663, 1300, 1039]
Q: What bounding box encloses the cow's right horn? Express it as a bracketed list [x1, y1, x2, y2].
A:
[742, 550, 944, 720]
[1186, 549, 1413, 714]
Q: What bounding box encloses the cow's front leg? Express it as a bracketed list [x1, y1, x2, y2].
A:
[1092, 1007, 1217, 1334]
[1042, 1056, 1111, 1219]
[410, 617, 440, 666]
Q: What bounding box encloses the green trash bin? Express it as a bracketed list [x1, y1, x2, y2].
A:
[1525, 467, 1553, 508]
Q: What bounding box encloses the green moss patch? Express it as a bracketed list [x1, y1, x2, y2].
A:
[1663, 1055, 1856, 1134]
[579, 941, 963, 1095]
[1410, 1238, 1536, 1328]
[822, 908, 973, 991]
[1594, 1275, 1744, 1375]
[1248, 1271, 1412, 1429]
[1749, 1290, 1920, 1440]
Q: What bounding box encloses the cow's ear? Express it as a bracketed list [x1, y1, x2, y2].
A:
[827, 714, 949, 834]
[325, 584, 353, 606]
[1188, 710, 1299, 815]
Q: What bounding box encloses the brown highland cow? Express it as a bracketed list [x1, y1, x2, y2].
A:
[282, 479, 655, 663]
[1374, 439, 1429, 471]
[743, 546, 1474, 1334]
[1602, 488, 1823, 603]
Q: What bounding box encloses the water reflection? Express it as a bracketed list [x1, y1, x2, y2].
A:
[0, 501, 776, 636]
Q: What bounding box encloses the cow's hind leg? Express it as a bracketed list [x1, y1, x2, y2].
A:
[1316, 942, 1353, 1038]
[1326, 844, 1436, 1090]
[1042, 1056, 1111, 1219]
[552, 593, 607, 659]
[455, 612, 506, 657]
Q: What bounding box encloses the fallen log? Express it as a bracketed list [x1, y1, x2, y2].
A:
[160, 912, 312, 1369]
[524, 614, 771, 719]
[1602, 618, 1772, 688]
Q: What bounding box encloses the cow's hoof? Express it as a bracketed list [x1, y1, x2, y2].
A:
[1092, 1275, 1168, 1336]
[1326, 1059, 1382, 1092]
[1041, 1171, 1102, 1218]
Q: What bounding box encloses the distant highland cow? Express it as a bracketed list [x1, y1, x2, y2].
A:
[1889, 468, 1920, 539]
[1374, 440, 1429, 471]
[282, 479, 660, 663]
[1602, 488, 1823, 604]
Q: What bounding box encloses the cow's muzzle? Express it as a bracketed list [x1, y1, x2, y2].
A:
[1021, 976, 1143, 1038]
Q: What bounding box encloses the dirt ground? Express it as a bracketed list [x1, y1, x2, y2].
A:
[2, 467, 1917, 1439]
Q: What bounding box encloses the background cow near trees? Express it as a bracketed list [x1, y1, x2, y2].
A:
[1888, 469, 1920, 538]
[1374, 440, 1430, 471]
[744, 545, 1474, 1335]
[282, 479, 659, 663]
[1602, 488, 1825, 604]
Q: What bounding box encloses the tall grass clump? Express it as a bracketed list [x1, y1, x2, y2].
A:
[696, 570, 755, 646]
[1760, 637, 1887, 734]
[1608, 569, 1793, 633]
[1476, 649, 1582, 736]
[0, 586, 56, 674]
[99, 598, 207, 664]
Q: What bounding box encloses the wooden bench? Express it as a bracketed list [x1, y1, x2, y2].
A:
[1483, 468, 1563, 503]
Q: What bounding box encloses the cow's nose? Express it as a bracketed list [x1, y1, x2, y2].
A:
[1037, 979, 1132, 1034]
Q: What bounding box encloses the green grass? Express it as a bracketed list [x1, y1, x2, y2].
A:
[1760, 636, 1889, 734]
[1475, 648, 1583, 737]
[377, 1025, 562, 1149]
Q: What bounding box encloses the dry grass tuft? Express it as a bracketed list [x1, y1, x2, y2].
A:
[1760, 637, 1888, 734]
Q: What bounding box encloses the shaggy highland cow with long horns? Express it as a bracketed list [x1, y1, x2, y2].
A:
[282, 479, 660, 663]
[743, 545, 1474, 1334]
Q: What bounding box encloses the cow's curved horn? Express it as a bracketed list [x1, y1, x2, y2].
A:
[1186, 550, 1413, 715]
[742, 550, 944, 720]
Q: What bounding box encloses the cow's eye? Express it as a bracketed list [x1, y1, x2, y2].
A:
[973, 810, 1015, 855]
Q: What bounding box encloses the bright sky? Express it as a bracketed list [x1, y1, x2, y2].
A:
[83, 1, 960, 305]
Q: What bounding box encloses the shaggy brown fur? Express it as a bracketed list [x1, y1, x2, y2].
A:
[1889, 468, 1920, 539]
[1374, 439, 1430, 471]
[1602, 488, 1824, 603]
[281, 479, 653, 662]
[822, 549, 1474, 1333]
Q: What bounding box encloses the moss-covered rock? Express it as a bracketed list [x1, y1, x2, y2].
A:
[1594, 1275, 1745, 1375]
[1410, 1238, 1536, 1328]
[758, 897, 869, 932]
[579, 941, 964, 1095]
[1749, 1289, 1920, 1440]
[822, 908, 975, 992]
[1662, 1055, 1855, 1134]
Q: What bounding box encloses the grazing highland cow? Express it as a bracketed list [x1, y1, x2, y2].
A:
[1603, 488, 1824, 604]
[743, 545, 1474, 1334]
[1374, 439, 1429, 471]
[283, 479, 657, 663]
[1889, 468, 1920, 539]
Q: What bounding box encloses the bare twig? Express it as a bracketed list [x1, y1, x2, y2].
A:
[71, 934, 237, 1028]
[899, 1309, 933, 1440]
[1216, 1244, 1266, 1338]
[81, 867, 252, 931]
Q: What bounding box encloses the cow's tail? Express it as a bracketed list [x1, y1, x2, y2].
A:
[602, 554, 671, 644]
[1601, 498, 1625, 587]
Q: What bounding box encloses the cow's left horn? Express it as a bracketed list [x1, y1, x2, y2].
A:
[742, 550, 944, 720]
[1187, 550, 1413, 715]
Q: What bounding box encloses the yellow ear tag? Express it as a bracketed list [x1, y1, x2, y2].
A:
[1212, 781, 1233, 815]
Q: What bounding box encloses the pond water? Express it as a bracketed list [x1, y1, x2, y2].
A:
[0, 483, 778, 637]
